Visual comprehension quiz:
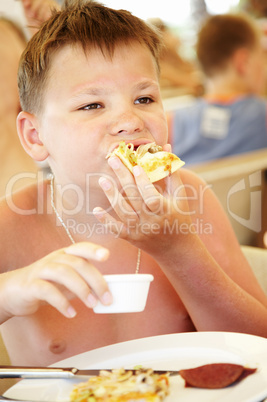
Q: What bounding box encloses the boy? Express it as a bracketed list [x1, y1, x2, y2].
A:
[169, 13, 267, 165]
[0, 0, 267, 367]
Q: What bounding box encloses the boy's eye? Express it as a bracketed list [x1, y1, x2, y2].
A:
[81, 103, 102, 110]
[135, 97, 154, 105]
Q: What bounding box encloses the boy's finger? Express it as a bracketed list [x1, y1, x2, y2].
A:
[93, 207, 128, 238]
[108, 156, 143, 212]
[64, 242, 109, 261]
[39, 258, 111, 308]
[166, 170, 186, 197]
[163, 143, 172, 152]
[132, 165, 163, 213]
[31, 279, 77, 318]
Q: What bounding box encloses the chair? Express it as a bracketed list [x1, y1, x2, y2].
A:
[241, 245, 267, 295]
[191, 149, 267, 246]
[0, 333, 15, 395]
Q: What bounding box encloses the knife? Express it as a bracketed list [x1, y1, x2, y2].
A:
[0, 366, 177, 379]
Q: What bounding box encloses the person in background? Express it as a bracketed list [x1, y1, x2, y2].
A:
[0, 17, 38, 197]
[0, 0, 61, 198]
[239, 0, 267, 18]
[168, 13, 267, 166]
[149, 18, 203, 97]
[21, 0, 60, 35]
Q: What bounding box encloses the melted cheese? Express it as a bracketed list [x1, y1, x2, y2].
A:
[70, 368, 169, 402]
[107, 142, 184, 182]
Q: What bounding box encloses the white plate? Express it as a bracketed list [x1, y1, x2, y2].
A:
[5, 331, 267, 402]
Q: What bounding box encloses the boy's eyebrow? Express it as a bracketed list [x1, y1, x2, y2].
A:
[70, 87, 111, 99]
[133, 80, 159, 92]
[70, 80, 159, 100]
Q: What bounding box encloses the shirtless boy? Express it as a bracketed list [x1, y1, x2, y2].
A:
[0, 0, 267, 367]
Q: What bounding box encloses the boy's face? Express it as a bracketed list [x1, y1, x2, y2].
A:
[36, 41, 168, 188]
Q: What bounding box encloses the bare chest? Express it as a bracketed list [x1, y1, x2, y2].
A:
[1, 267, 194, 366]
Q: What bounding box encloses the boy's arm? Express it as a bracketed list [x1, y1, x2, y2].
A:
[156, 226, 267, 335]
[94, 157, 267, 337]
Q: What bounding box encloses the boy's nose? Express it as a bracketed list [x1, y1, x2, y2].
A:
[109, 111, 145, 136]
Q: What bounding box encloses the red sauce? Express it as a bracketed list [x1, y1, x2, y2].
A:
[179, 363, 257, 389]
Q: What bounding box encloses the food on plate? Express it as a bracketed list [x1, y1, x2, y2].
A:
[70, 362, 257, 401]
[70, 367, 170, 402]
[180, 363, 257, 389]
[106, 141, 185, 183]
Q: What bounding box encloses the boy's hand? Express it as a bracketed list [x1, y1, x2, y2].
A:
[0, 242, 112, 322]
[94, 152, 193, 258]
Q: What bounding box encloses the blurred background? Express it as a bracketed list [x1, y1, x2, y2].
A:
[0, 0, 242, 60]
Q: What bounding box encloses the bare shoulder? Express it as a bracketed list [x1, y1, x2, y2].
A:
[0, 181, 49, 270]
[179, 167, 229, 220]
[179, 169, 261, 292]
[0, 182, 41, 222]
[179, 168, 240, 260]
[179, 167, 207, 187]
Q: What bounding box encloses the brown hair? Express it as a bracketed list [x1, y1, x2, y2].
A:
[18, 0, 162, 114]
[196, 13, 260, 77]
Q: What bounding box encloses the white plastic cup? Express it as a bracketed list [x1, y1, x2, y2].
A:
[93, 274, 154, 314]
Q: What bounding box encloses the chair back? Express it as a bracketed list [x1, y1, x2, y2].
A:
[241, 245, 267, 294]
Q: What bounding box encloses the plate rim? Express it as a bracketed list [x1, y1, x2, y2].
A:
[5, 331, 267, 402]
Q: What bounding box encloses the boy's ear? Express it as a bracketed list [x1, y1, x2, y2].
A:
[232, 48, 250, 75]
[17, 111, 49, 161]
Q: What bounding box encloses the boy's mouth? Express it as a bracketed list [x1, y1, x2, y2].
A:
[109, 139, 153, 154]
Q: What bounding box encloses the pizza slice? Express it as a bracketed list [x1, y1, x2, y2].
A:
[70, 368, 170, 402]
[106, 141, 184, 182]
